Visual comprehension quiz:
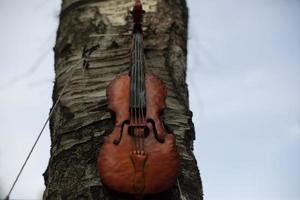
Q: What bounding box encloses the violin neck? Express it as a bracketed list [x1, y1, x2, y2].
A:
[129, 0, 146, 117]
[130, 33, 146, 114]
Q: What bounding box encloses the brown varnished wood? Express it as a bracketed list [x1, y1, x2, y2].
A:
[146, 73, 168, 142]
[106, 74, 130, 124]
[98, 73, 180, 195]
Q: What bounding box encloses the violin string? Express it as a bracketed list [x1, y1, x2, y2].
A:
[141, 34, 145, 151]
[133, 34, 138, 152]
[137, 33, 140, 152]
[132, 34, 135, 151]
[137, 34, 141, 152]
[140, 34, 146, 151]
[137, 33, 143, 152]
[137, 33, 141, 151]
[138, 33, 144, 151]
[130, 35, 135, 151]
[130, 37, 135, 152]
[136, 33, 140, 152]
[139, 34, 143, 152]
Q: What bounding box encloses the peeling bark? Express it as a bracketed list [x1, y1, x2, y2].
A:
[43, 0, 203, 199]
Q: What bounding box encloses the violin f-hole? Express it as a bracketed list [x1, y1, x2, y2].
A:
[113, 120, 130, 145]
[146, 119, 165, 143]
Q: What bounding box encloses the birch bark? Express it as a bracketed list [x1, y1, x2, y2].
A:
[43, 0, 203, 199]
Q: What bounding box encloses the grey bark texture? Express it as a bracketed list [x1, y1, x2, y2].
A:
[43, 0, 203, 199]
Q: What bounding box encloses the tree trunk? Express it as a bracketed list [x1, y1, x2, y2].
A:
[43, 0, 203, 199]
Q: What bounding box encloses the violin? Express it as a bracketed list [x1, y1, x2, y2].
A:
[97, 0, 180, 196]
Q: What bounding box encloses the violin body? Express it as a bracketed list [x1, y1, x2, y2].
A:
[98, 73, 180, 194]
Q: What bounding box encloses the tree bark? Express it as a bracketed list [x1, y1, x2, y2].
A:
[43, 0, 203, 199]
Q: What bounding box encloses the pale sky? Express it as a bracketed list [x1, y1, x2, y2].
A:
[0, 0, 300, 199]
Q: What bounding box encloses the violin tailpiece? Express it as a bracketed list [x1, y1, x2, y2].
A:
[130, 151, 147, 194]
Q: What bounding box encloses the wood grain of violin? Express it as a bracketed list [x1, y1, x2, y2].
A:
[97, 0, 180, 196]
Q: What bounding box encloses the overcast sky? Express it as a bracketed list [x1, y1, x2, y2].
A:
[0, 0, 300, 199]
